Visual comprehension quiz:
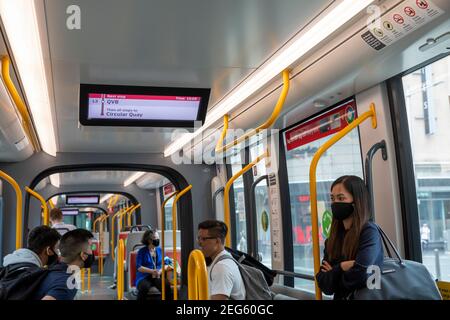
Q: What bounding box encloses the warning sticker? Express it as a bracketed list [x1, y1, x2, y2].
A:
[362, 0, 443, 51]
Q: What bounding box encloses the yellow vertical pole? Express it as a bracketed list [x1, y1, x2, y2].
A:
[25, 187, 49, 225]
[309, 104, 377, 300]
[81, 268, 85, 292]
[188, 249, 209, 300]
[0, 170, 23, 249]
[172, 185, 192, 300]
[223, 151, 268, 247]
[87, 268, 91, 292]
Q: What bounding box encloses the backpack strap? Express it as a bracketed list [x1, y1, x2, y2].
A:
[209, 254, 237, 281]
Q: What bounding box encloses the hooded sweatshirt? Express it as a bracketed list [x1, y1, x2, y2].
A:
[3, 248, 43, 268]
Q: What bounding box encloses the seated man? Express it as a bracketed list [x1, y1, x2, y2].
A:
[136, 229, 173, 300]
[3, 225, 61, 268]
[198, 220, 246, 300]
[33, 229, 94, 300]
[50, 208, 76, 235]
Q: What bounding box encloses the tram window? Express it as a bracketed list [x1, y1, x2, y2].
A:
[282, 102, 364, 292]
[250, 143, 272, 268]
[230, 152, 247, 251]
[402, 55, 450, 281]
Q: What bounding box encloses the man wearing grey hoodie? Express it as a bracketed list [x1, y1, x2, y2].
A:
[3, 225, 61, 269]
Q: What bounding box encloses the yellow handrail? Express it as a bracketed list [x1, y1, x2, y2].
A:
[172, 185, 193, 300]
[309, 103, 377, 300]
[117, 238, 125, 300]
[161, 191, 179, 300]
[0, 170, 23, 249]
[93, 214, 104, 233]
[188, 249, 209, 300]
[48, 199, 55, 209]
[25, 187, 49, 226]
[110, 208, 124, 261]
[1, 56, 39, 150]
[127, 203, 141, 227]
[118, 205, 132, 231]
[223, 150, 269, 247]
[215, 114, 229, 153]
[87, 268, 91, 292]
[81, 268, 85, 292]
[98, 215, 108, 275]
[215, 69, 290, 154]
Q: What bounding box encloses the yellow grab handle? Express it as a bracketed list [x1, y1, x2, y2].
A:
[0, 170, 23, 249]
[309, 103, 377, 300]
[25, 187, 49, 226]
[188, 249, 209, 300]
[172, 185, 192, 300]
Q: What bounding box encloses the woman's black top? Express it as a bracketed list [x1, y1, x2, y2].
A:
[315, 221, 384, 300]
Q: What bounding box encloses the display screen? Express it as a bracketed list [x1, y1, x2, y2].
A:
[62, 209, 79, 216]
[79, 84, 210, 127]
[66, 195, 100, 205]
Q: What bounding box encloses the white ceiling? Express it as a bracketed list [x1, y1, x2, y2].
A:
[43, 0, 332, 153]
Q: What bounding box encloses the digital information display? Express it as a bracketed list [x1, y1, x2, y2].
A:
[62, 209, 79, 216]
[87, 94, 201, 121]
[79, 84, 210, 128]
[66, 195, 100, 205]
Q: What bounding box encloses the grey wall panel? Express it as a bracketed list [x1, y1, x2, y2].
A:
[0, 151, 215, 257]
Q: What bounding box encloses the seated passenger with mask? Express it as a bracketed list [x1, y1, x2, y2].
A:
[3, 225, 61, 269]
[136, 229, 173, 300]
[33, 229, 94, 300]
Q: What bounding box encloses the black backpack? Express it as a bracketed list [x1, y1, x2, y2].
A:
[0, 263, 49, 300]
[225, 247, 277, 286]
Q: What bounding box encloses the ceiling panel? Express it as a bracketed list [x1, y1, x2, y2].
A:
[43, 0, 332, 153]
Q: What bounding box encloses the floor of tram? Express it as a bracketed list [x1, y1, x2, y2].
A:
[77, 274, 117, 300]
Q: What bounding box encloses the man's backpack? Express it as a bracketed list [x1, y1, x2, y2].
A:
[225, 247, 277, 286]
[0, 263, 49, 300]
[211, 254, 273, 300]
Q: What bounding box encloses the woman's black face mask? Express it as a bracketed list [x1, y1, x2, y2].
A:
[152, 239, 160, 247]
[331, 202, 354, 221]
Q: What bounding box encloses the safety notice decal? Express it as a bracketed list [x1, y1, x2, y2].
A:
[362, 0, 443, 51]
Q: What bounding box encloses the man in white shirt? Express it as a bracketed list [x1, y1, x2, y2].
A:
[50, 208, 77, 235]
[198, 220, 246, 300]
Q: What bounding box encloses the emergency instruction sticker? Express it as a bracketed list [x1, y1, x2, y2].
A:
[362, 0, 443, 50]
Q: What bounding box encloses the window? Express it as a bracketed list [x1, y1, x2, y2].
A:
[230, 152, 247, 251]
[250, 143, 272, 268]
[402, 55, 450, 281]
[162, 183, 177, 230]
[283, 99, 364, 292]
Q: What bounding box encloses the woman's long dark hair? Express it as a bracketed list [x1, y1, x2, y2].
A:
[326, 175, 371, 261]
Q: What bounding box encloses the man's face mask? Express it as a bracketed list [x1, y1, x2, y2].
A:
[47, 248, 59, 266]
[82, 252, 95, 268]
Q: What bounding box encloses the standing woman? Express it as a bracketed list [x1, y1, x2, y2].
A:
[316, 175, 384, 300]
[136, 229, 173, 300]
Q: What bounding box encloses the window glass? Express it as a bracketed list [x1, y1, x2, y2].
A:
[283, 100, 364, 292]
[250, 143, 272, 268]
[402, 56, 450, 281]
[230, 152, 247, 251]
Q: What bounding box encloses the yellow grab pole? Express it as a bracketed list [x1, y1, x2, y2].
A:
[224, 150, 269, 247]
[93, 215, 103, 233]
[118, 205, 135, 231]
[127, 203, 141, 227]
[215, 70, 290, 154]
[117, 239, 125, 300]
[25, 187, 49, 226]
[87, 268, 91, 292]
[48, 199, 55, 209]
[99, 215, 108, 275]
[1, 56, 39, 150]
[0, 171, 23, 249]
[110, 209, 124, 261]
[161, 191, 179, 300]
[81, 268, 85, 292]
[215, 114, 229, 153]
[309, 103, 377, 300]
[188, 249, 209, 300]
[172, 185, 192, 300]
